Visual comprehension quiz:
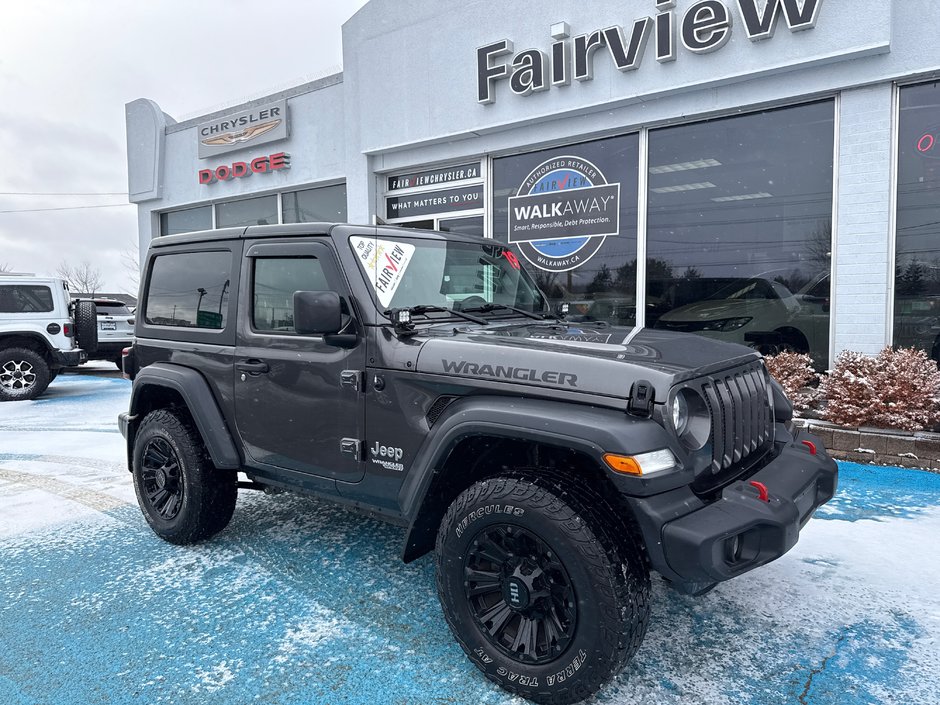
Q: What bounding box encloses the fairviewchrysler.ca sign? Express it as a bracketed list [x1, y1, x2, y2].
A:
[477, 0, 824, 103]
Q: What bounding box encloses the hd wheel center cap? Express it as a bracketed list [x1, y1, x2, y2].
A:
[504, 576, 531, 610]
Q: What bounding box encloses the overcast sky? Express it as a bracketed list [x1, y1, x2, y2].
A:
[0, 0, 368, 294]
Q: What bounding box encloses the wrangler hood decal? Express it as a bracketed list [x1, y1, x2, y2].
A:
[415, 323, 759, 399]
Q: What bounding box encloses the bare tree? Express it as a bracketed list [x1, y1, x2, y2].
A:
[0, 262, 12, 273]
[120, 239, 141, 296]
[57, 260, 104, 295]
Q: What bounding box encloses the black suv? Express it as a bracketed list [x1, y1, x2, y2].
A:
[119, 224, 837, 704]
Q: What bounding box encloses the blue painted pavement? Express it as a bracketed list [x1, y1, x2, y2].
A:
[1, 372, 938, 704]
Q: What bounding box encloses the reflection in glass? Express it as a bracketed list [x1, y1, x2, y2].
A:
[144, 252, 231, 329]
[438, 216, 484, 237]
[282, 184, 347, 223]
[252, 258, 330, 332]
[894, 82, 940, 360]
[648, 102, 834, 367]
[0, 285, 54, 313]
[159, 206, 211, 236]
[216, 195, 278, 228]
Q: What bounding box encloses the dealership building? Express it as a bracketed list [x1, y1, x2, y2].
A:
[126, 0, 940, 368]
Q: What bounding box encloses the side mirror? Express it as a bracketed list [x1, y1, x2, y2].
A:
[293, 291, 343, 335]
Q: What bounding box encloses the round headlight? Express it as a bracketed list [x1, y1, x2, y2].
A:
[671, 391, 689, 435]
[671, 388, 711, 451]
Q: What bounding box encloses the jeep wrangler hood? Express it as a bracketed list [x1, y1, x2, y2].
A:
[414, 323, 759, 400]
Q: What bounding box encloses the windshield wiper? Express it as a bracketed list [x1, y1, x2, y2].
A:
[384, 305, 489, 335]
[458, 302, 547, 321]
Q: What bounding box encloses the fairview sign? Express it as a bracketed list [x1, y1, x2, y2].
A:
[477, 0, 824, 103]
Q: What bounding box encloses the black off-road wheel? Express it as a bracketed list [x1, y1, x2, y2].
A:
[132, 409, 237, 544]
[72, 300, 98, 355]
[0, 347, 51, 401]
[435, 476, 650, 705]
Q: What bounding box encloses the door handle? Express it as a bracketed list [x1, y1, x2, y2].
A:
[236, 360, 269, 374]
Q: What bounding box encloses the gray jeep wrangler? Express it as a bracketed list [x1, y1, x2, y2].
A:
[119, 224, 837, 704]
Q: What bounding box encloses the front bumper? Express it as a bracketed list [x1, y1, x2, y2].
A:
[628, 429, 837, 587]
[52, 349, 87, 367]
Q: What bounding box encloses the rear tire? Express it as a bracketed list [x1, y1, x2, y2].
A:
[132, 409, 237, 544]
[0, 348, 51, 401]
[73, 300, 98, 354]
[435, 476, 650, 704]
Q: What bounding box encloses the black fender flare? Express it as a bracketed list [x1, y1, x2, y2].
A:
[399, 396, 674, 562]
[128, 363, 241, 469]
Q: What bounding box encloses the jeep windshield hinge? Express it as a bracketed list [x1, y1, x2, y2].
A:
[627, 380, 655, 417]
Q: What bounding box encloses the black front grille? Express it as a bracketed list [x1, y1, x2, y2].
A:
[698, 363, 773, 474]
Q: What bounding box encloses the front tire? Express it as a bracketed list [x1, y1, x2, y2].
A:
[0, 348, 51, 401]
[132, 409, 237, 544]
[435, 477, 650, 705]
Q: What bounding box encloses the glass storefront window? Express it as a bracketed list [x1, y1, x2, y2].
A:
[493, 135, 640, 326]
[438, 216, 484, 237]
[648, 101, 835, 367]
[159, 205, 211, 236]
[216, 195, 278, 228]
[894, 82, 940, 360]
[282, 184, 347, 223]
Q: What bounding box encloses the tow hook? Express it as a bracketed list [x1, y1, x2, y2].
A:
[749, 480, 770, 503]
[801, 440, 817, 455]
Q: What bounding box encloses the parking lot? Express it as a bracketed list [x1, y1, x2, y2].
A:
[0, 366, 938, 705]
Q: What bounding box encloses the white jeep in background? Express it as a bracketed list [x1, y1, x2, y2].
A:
[0, 274, 97, 401]
[74, 297, 135, 369]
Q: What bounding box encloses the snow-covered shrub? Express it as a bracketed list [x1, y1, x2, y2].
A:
[763, 351, 818, 414]
[821, 347, 940, 431]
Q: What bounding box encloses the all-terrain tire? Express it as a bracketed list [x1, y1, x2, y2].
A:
[72, 300, 98, 354]
[132, 409, 237, 544]
[435, 476, 650, 705]
[0, 347, 51, 401]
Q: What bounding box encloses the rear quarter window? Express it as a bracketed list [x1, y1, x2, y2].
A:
[144, 251, 232, 329]
[0, 285, 54, 313]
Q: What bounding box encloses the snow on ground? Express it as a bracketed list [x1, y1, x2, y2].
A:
[0, 370, 938, 705]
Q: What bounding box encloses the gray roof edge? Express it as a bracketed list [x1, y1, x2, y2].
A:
[166, 72, 344, 134]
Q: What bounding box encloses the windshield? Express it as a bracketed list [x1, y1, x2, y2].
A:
[350, 235, 547, 315]
[706, 277, 789, 301]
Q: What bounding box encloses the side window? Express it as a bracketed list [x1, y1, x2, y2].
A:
[144, 251, 232, 329]
[0, 285, 54, 313]
[252, 257, 330, 333]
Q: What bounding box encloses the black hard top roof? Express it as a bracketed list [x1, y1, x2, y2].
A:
[150, 223, 495, 249]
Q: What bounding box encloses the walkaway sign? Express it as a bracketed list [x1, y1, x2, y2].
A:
[478, 0, 825, 103]
[508, 156, 620, 273]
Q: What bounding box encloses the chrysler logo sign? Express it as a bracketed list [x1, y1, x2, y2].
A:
[477, 0, 824, 104]
[197, 99, 289, 158]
